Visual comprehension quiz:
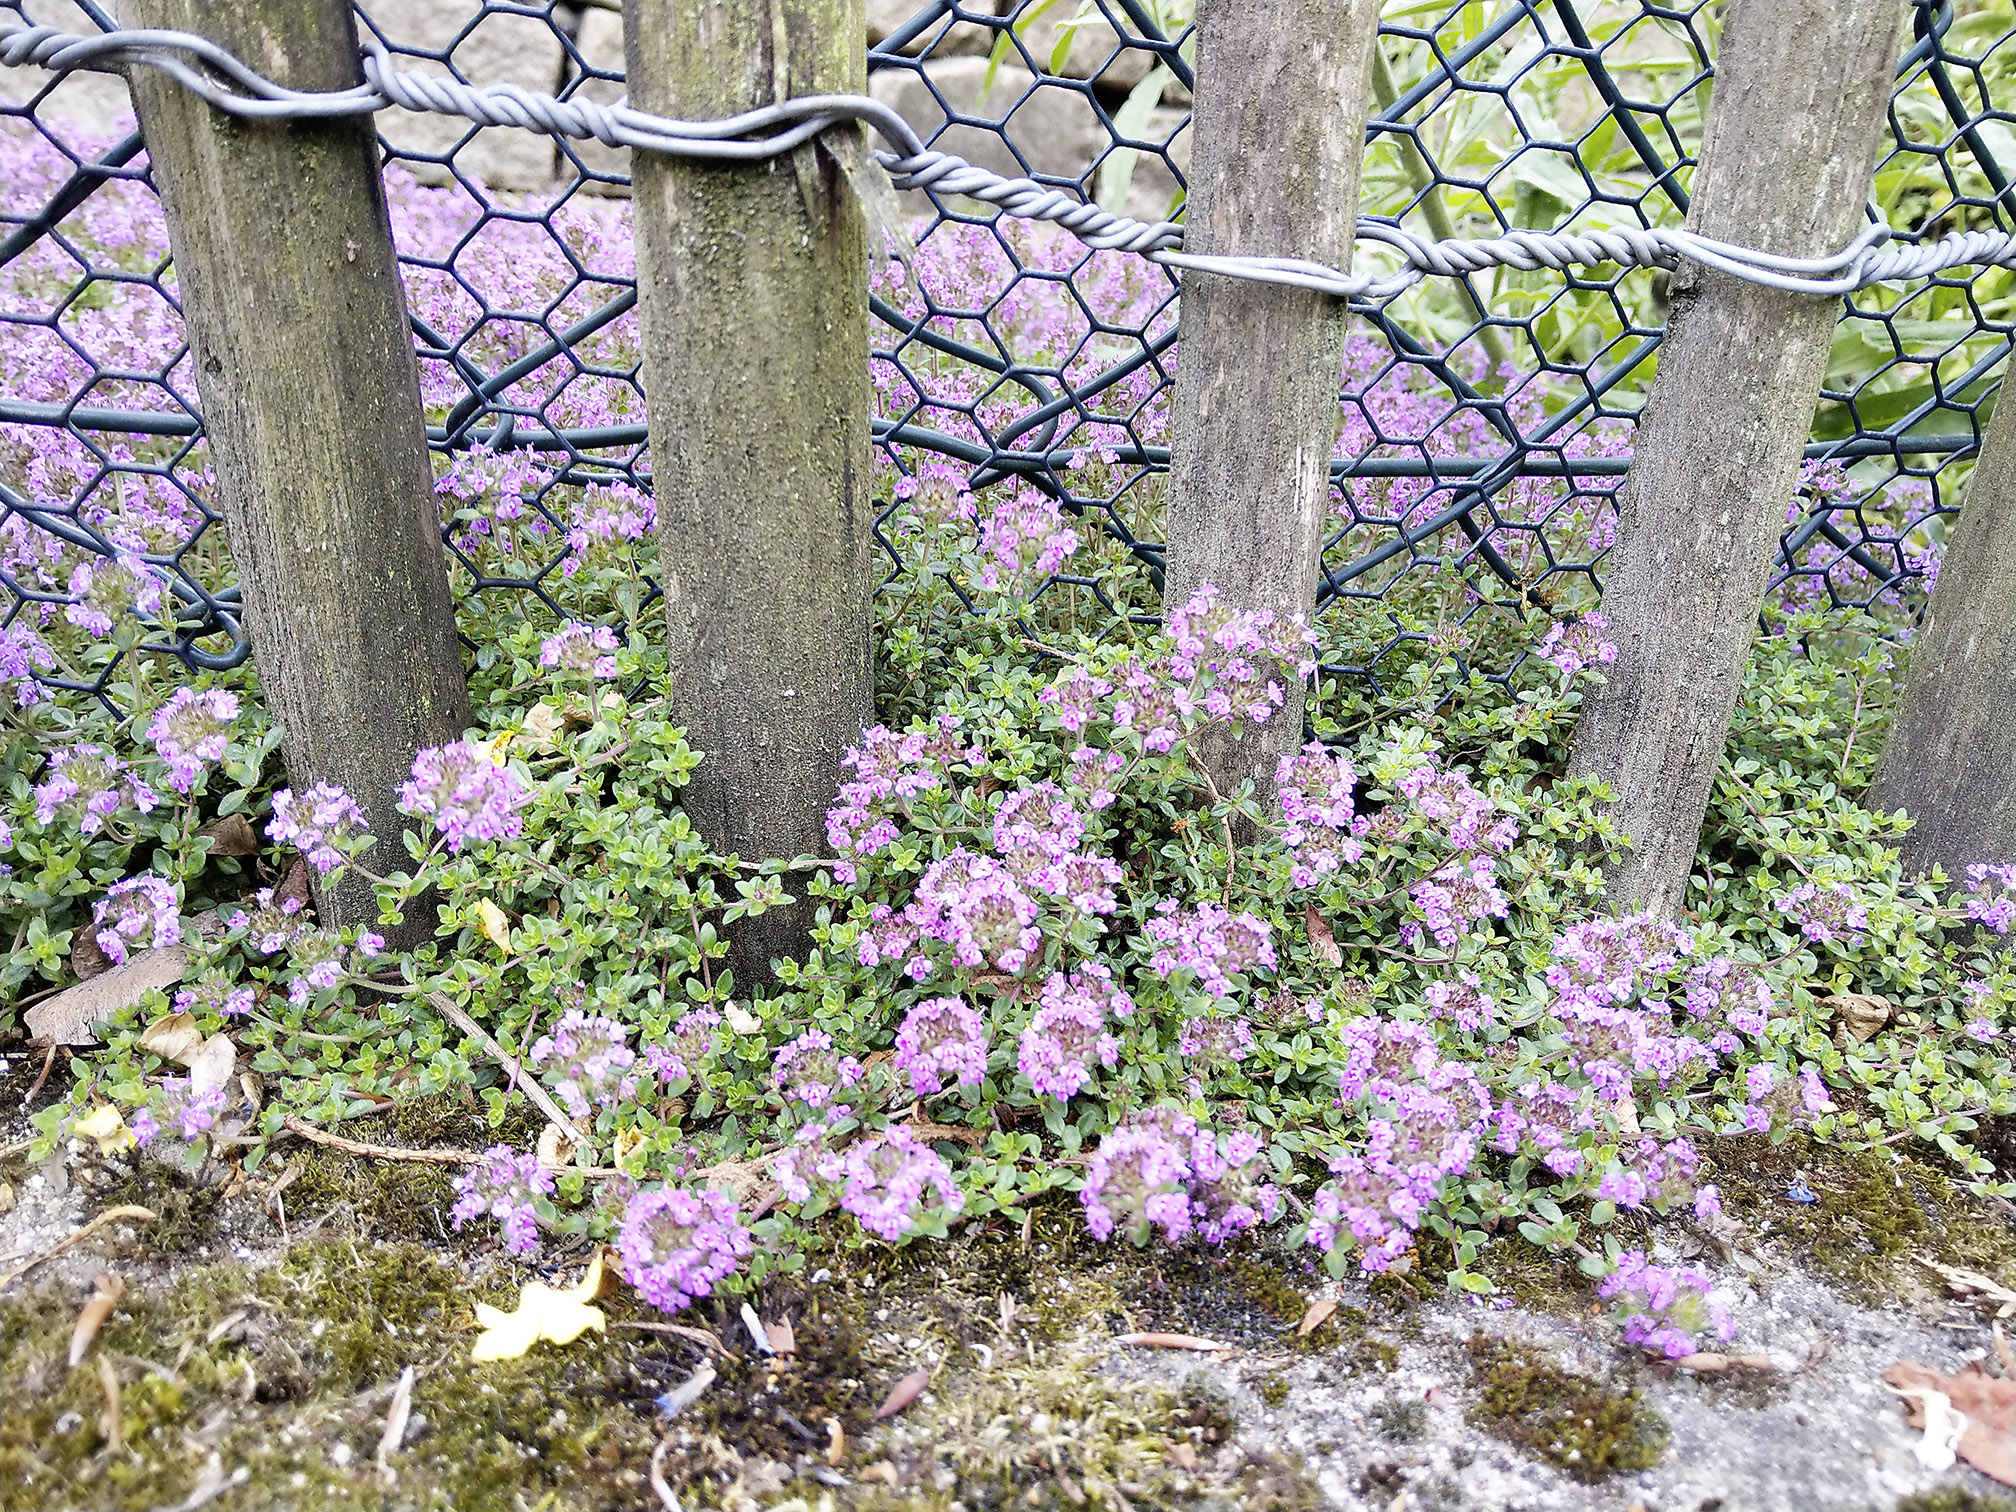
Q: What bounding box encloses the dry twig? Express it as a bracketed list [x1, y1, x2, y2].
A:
[0, 1204, 155, 1291]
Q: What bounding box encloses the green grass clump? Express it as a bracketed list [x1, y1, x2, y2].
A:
[1464, 1333, 1667, 1482]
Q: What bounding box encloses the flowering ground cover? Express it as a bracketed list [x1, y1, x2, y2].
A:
[7, 120, 2016, 1510]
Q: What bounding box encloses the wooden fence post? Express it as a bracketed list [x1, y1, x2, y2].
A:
[1161, 0, 1382, 799]
[120, 0, 472, 940]
[1565, 0, 1906, 916]
[1869, 384, 2016, 877]
[624, 0, 872, 978]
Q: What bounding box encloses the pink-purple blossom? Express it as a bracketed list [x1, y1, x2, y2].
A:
[1599, 1249, 1733, 1359]
[1080, 1106, 1281, 1247]
[893, 996, 990, 1095]
[529, 1012, 639, 1118]
[451, 1145, 556, 1254]
[92, 875, 179, 965]
[773, 1029, 865, 1112]
[1536, 612, 1619, 676]
[398, 741, 531, 852]
[268, 783, 370, 874]
[33, 743, 158, 835]
[1144, 903, 1276, 996]
[146, 686, 237, 791]
[1018, 970, 1123, 1099]
[539, 620, 620, 679]
[616, 1185, 751, 1312]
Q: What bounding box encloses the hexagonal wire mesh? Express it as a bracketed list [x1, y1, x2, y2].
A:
[0, 0, 2010, 722]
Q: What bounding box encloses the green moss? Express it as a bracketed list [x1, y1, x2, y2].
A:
[1896, 1492, 2016, 1512]
[1369, 1397, 1427, 1442]
[1464, 1334, 1667, 1483]
[1257, 1372, 1291, 1407]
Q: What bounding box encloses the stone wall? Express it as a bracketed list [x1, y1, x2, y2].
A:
[3, 1, 1189, 220]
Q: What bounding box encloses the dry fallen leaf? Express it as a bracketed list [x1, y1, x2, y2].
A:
[518, 702, 565, 751]
[475, 898, 512, 954]
[1167, 1440, 1199, 1472]
[138, 1011, 205, 1065]
[766, 1315, 797, 1355]
[187, 1034, 237, 1098]
[1116, 1332, 1232, 1352]
[1673, 1351, 1777, 1373]
[376, 1365, 416, 1481]
[74, 1104, 136, 1157]
[1305, 902, 1342, 968]
[825, 1416, 845, 1467]
[874, 1367, 932, 1421]
[470, 1252, 607, 1361]
[740, 1301, 774, 1355]
[1825, 991, 1892, 1045]
[96, 1352, 122, 1453]
[535, 1124, 575, 1171]
[69, 1272, 124, 1367]
[1886, 1360, 2016, 1485]
[1920, 1255, 2016, 1318]
[69, 928, 111, 982]
[196, 813, 259, 856]
[724, 1002, 761, 1036]
[1296, 1299, 1337, 1338]
[27, 946, 190, 1046]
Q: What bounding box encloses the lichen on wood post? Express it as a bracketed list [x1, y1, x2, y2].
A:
[1161, 0, 1382, 801]
[119, 0, 472, 940]
[1870, 383, 2016, 879]
[1565, 0, 1908, 916]
[624, 0, 873, 980]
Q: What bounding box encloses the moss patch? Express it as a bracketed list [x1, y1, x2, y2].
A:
[1464, 1333, 1667, 1482]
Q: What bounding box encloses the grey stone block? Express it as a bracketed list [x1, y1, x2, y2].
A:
[869, 0, 1004, 56]
[871, 55, 1103, 186]
[364, 0, 561, 192]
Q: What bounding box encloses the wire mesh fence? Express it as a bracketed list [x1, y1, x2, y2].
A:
[2, 0, 2012, 722]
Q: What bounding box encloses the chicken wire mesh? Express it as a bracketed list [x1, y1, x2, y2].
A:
[0, 0, 2011, 721]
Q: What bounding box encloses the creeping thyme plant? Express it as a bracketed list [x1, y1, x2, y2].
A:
[6, 120, 2015, 1354]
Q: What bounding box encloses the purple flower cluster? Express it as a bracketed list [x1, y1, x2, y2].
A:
[1080, 1106, 1281, 1247]
[1275, 742, 1365, 887]
[1965, 863, 2016, 933]
[1144, 903, 1276, 996]
[561, 482, 654, 576]
[451, 1145, 556, 1254]
[1682, 957, 1774, 1038]
[893, 996, 990, 1095]
[398, 741, 531, 853]
[92, 875, 179, 965]
[1176, 1012, 1254, 1064]
[773, 1028, 866, 1112]
[539, 620, 620, 680]
[616, 1185, 751, 1312]
[1425, 972, 1495, 1032]
[1547, 912, 1692, 1011]
[529, 1012, 639, 1118]
[1410, 854, 1510, 948]
[1773, 881, 1870, 943]
[133, 1076, 227, 1147]
[268, 783, 370, 874]
[858, 849, 1041, 979]
[825, 718, 979, 867]
[645, 1009, 722, 1085]
[0, 620, 54, 708]
[281, 926, 381, 1005]
[1018, 969, 1125, 1099]
[146, 686, 237, 791]
[990, 782, 1122, 913]
[776, 1126, 964, 1242]
[65, 553, 163, 636]
[1598, 1249, 1733, 1359]
[1536, 612, 1619, 676]
[173, 971, 255, 1020]
[228, 887, 310, 955]
[1394, 759, 1510, 853]
[1037, 665, 1113, 735]
[33, 743, 158, 835]
[975, 488, 1079, 590]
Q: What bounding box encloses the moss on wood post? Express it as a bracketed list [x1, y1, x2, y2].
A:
[624, 0, 872, 979]
[1565, 0, 1906, 916]
[1870, 387, 2016, 878]
[120, 0, 472, 940]
[1161, 0, 1381, 799]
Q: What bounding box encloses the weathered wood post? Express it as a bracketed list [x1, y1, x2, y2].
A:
[1869, 386, 2016, 877]
[1565, 0, 1907, 916]
[120, 0, 472, 941]
[624, 0, 872, 979]
[1161, 0, 1383, 798]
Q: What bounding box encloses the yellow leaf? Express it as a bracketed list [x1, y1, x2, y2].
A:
[475, 899, 512, 954]
[74, 1105, 136, 1157]
[471, 1252, 607, 1362]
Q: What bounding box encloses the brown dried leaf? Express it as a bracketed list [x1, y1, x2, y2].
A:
[1886, 1360, 2016, 1485]
[1919, 1255, 2016, 1318]
[69, 1272, 124, 1367]
[27, 946, 189, 1046]
[1826, 991, 1891, 1045]
[274, 856, 312, 911]
[376, 1365, 415, 1480]
[910, 1119, 985, 1148]
[69, 928, 111, 982]
[1296, 1299, 1337, 1338]
[138, 1010, 205, 1066]
[874, 1367, 932, 1421]
[196, 813, 259, 856]
[824, 1416, 845, 1467]
[1116, 1332, 1232, 1352]
[766, 1316, 797, 1355]
[1167, 1441, 1199, 1472]
[1305, 903, 1342, 968]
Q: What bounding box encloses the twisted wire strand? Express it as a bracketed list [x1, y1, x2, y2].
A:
[9, 19, 2016, 298]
